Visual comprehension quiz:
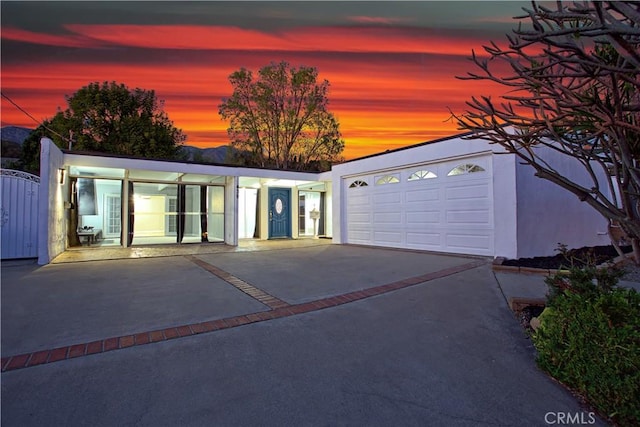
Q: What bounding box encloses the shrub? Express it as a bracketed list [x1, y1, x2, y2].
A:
[534, 265, 640, 425]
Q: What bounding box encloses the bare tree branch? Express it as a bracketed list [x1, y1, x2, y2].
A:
[450, 1, 640, 263]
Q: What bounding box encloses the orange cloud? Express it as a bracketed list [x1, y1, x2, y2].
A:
[60, 24, 484, 56]
[1, 27, 102, 48]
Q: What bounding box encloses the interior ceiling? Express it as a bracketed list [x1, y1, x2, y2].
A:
[71, 166, 225, 184]
[238, 177, 324, 190]
[70, 167, 324, 189]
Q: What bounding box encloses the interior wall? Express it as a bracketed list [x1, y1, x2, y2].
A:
[207, 186, 225, 241]
[238, 188, 258, 239]
[492, 154, 518, 259]
[299, 191, 322, 236]
[79, 179, 121, 234]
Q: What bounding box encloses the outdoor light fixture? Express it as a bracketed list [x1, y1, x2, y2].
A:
[58, 168, 66, 185]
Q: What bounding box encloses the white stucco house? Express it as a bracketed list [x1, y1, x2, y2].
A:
[37, 132, 609, 265]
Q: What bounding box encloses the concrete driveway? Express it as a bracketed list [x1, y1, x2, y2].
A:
[1, 244, 605, 426]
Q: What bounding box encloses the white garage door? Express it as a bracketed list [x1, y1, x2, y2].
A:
[344, 156, 494, 256]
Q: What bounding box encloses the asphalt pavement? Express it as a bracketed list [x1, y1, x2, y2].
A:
[1, 244, 607, 426]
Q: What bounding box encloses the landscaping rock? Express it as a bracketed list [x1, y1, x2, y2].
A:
[530, 316, 541, 331]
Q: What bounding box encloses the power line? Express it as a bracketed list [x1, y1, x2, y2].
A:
[1, 92, 72, 145]
[1, 92, 44, 127]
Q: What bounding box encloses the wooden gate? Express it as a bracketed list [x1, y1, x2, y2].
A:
[1, 169, 40, 259]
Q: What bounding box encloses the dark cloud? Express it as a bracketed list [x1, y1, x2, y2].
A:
[2, 1, 530, 32]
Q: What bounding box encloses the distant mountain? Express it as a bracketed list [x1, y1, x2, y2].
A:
[0, 125, 231, 166]
[1, 126, 33, 145]
[1, 126, 33, 160]
[179, 145, 229, 164]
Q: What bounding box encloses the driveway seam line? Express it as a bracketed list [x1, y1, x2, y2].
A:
[0, 259, 485, 373]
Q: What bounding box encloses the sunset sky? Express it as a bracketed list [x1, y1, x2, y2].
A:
[1, 1, 531, 159]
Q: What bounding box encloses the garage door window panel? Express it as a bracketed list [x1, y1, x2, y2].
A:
[447, 164, 486, 176]
[375, 175, 400, 185]
[408, 170, 437, 181]
[349, 180, 368, 188]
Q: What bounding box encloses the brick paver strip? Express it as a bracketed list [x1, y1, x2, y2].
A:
[190, 323, 206, 334]
[1, 259, 485, 372]
[135, 333, 150, 345]
[185, 255, 291, 309]
[176, 326, 193, 337]
[68, 344, 86, 358]
[163, 328, 179, 339]
[27, 351, 50, 367]
[86, 341, 103, 355]
[149, 330, 165, 342]
[48, 347, 69, 363]
[119, 336, 135, 349]
[103, 338, 119, 351]
[6, 354, 29, 370]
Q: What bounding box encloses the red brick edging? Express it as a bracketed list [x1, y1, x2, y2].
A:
[185, 255, 290, 309]
[1, 259, 485, 373]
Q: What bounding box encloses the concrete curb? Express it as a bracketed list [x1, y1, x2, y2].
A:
[492, 257, 571, 276]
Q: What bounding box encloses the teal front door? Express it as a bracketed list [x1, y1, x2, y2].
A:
[268, 188, 291, 239]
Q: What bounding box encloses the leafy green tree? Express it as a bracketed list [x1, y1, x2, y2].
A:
[21, 81, 186, 173]
[451, 1, 640, 263]
[219, 61, 344, 171]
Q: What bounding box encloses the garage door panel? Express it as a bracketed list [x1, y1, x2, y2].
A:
[348, 212, 371, 223]
[406, 201, 439, 212]
[446, 209, 491, 224]
[374, 212, 402, 224]
[406, 188, 439, 202]
[373, 192, 401, 204]
[446, 232, 492, 251]
[349, 230, 373, 242]
[374, 231, 403, 244]
[348, 194, 370, 206]
[446, 184, 490, 200]
[407, 211, 440, 224]
[406, 232, 442, 247]
[372, 202, 404, 212]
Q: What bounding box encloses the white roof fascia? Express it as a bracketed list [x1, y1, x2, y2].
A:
[332, 136, 508, 178]
[63, 152, 323, 182]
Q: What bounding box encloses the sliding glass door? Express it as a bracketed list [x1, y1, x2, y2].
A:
[130, 182, 224, 245]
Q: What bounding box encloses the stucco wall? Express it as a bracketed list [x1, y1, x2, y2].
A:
[492, 153, 518, 259]
[515, 145, 610, 258]
[38, 138, 66, 265]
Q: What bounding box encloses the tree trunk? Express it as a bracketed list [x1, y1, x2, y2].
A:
[631, 238, 640, 265]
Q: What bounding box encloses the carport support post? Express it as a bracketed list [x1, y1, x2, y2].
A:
[122, 171, 130, 248]
[225, 176, 238, 246]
